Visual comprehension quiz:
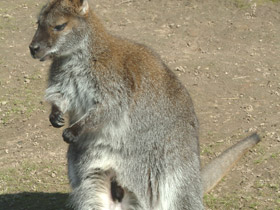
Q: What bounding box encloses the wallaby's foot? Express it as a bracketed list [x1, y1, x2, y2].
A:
[49, 110, 65, 128]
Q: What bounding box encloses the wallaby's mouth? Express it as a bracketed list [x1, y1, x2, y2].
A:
[30, 53, 51, 62]
[29, 44, 53, 61]
[39, 54, 52, 62]
[30, 51, 52, 62]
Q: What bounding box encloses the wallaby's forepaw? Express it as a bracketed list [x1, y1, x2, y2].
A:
[62, 127, 79, 144]
[49, 111, 65, 128]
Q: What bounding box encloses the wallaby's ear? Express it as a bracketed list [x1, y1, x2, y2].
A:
[69, 0, 89, 15]
[79, 0, 89, 15]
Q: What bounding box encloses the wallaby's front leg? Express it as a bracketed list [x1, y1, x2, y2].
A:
[49, 104, 65, 128]
[45, 91, 69, 128]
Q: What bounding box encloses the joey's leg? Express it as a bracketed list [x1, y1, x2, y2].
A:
[111, 180, 124, 203]
[62, 108, 100, 144]
[62, 101, 120, 144]
[49, 104, 65, 128]
[69, 169, 118, 210]
[63, 122, 83, 144]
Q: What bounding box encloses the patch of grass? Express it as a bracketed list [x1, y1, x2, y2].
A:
[249, 202, 258, 209]
[254, 149, 279, 164]
[204, 193, 241, 209]
[219, 196, 240, 208]
[264, 0, 280, 2]
[0, 160, 69, 194]
[205, 192, 265, 209]
[207, 131, 215, 137]
[201, 146, 214, 155]
[271, 152, 280, 159]
[254, 157, 265, 164]
[268, 183, 279, 190]
[254, 180, 265, 189]
[232, 0, 280, 9]
[204, 194, 218, 207]
[0, 158, 71, 210]
[0, 84, 45, 125]
[233, 0, 250, 8]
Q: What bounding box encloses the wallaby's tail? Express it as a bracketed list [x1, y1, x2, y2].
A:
[201, 133, 261, 194]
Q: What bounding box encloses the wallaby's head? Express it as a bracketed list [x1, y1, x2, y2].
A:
[29, 0, 90, 61]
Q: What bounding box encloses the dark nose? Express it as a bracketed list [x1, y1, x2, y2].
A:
[29, 43, 40, 56]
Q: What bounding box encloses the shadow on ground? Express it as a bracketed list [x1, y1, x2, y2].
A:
[0, 192, 72, 210]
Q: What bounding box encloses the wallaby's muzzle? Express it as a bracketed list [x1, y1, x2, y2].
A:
[29, 25, 52, 61]
[29, 43, 40, 58]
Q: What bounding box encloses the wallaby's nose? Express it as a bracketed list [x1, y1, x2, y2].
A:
[29, 44, 40, 57]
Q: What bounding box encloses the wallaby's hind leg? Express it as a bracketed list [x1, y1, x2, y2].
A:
[156, 157, 204, 210]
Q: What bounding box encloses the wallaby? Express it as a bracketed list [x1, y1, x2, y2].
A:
[29, 0, 261, 209]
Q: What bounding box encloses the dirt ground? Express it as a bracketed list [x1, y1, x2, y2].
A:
[0, 0, 279, 209]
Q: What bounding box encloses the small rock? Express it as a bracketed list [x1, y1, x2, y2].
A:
[24, 79, 30, 84]
[51, 172, 56, 178]
[3, 14, 12, 19]
[245, 105, 254, 112]
[175, 66, 186, 73]
[169, 23, 175, 28]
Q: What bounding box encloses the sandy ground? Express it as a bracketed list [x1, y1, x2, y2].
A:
[0, 0, 279, 209]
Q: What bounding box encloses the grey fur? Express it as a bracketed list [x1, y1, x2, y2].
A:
[29, 1, 260, 209]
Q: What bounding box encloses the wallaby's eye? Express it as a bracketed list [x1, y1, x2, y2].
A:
[54, 23, 67, 31]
